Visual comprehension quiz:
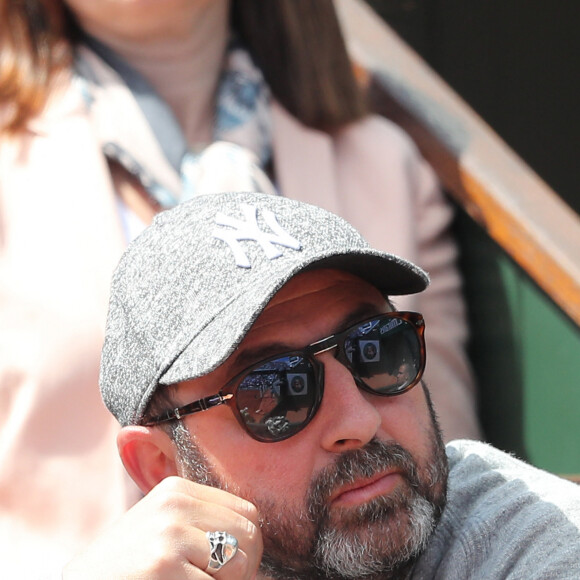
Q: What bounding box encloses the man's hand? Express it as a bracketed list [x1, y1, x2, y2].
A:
[63, 476, 262, 579]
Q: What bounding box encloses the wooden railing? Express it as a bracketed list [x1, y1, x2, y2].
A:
[336, 0, 580, 327]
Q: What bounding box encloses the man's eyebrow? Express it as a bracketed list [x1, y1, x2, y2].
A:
[230, 301, 390, 373]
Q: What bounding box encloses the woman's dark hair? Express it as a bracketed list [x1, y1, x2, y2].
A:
[232, 0, 367, 130]
[1, 0, 366, 134]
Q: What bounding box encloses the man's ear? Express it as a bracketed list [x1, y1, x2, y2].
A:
[117, 426, 179, 494]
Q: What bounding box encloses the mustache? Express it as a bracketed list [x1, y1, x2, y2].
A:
[308, 438, 420, 514]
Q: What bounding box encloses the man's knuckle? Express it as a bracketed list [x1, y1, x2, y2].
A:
[237, 497, 259, 521]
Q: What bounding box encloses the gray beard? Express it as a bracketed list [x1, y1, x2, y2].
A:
[256, 437, 447, 580]
[170, 403, 448, 580]
[312, 494, 438, 579]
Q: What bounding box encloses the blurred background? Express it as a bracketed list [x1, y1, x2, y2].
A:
[365, 0, 579, 214]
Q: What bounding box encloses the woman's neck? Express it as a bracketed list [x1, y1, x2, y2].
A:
[87, 1, 230, 147]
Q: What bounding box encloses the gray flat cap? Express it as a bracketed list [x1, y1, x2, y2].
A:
[100, 192, 429, 426]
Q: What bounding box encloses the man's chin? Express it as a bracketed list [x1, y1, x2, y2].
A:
[259, 491, 439, 580]
[313, 491, 438, 576]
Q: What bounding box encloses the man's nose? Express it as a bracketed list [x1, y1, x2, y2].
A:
[315, 352, 382, 453]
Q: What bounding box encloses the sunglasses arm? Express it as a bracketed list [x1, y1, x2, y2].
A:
[144, 392, 234, 425]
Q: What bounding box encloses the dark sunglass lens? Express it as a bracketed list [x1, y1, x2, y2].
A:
[345, 316, 422, 394]
[235, 355, 320, 442]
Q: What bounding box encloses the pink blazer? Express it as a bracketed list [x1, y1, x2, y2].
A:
[0, 84, 139, 574]
[0, 71, 479, 576]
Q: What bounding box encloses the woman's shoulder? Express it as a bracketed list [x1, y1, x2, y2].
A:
[271, 100, 418, 158]
[335, 113, 422, 161]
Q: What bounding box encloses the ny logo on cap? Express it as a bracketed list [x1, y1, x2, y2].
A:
[213, 204, 301, 268]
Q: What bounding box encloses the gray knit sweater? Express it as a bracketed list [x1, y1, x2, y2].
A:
[411, 440, 580, 579]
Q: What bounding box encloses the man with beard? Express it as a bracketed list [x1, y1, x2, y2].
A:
[63, 192, 580, 579]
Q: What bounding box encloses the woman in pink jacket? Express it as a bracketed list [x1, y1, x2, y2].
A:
[0, 0, 481, 574]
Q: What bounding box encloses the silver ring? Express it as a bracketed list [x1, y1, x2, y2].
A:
[205, 530, 239, 574]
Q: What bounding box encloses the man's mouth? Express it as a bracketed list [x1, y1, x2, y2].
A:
[329, 470, 403, 508]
